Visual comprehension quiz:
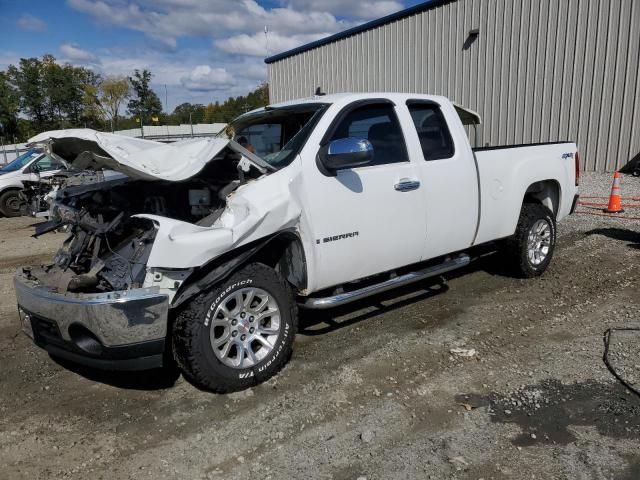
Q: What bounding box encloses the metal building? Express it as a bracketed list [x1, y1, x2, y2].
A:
[265, 0, 640, 172]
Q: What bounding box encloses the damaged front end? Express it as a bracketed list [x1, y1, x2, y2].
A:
[15, 139, 264, 369]
[16, 103, 324, 371]
[33, 177, 159, 294]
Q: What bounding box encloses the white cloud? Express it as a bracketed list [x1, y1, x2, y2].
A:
[17, 14, 47, 32]
[181, 65, 235, 92]
[216, 31, 329, 57]
[66, 0, 352, 52]
[279, 1, 404, 20]
[57, 0, 412, 106]
[59, 43, 100, 64]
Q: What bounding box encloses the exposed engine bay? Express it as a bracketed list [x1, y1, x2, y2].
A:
[22, 103, 327, 297]
[27, 148, 262, 294]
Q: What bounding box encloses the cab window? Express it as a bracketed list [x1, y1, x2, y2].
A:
[329, 103, 409, 166]
[407, 103, 455, 160]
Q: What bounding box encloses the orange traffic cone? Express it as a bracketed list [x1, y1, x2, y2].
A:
[604, 171, 624, 213]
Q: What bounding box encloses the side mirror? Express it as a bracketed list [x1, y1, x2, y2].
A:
[318, 137, 374, 171]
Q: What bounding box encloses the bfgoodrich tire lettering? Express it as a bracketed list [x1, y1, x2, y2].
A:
[172, 263, 297, 393]
[504, 202, 556, 278]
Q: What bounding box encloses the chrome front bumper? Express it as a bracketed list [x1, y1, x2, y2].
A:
[15, 268, 169, 370]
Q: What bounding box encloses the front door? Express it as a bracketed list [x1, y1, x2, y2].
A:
[303, 101, 428, 291]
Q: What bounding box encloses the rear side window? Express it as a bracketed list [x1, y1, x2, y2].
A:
[329, 103, 408, 166]
[408, 103, 455, 160]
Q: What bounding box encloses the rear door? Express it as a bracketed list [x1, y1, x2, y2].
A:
[303, 100, 428, 291]
[403, 100, 479, 259]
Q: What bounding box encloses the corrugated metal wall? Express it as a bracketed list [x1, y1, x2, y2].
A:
[268, 0, 640, 172]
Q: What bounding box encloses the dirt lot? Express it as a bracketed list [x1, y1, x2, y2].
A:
[1, 173, 639, 480]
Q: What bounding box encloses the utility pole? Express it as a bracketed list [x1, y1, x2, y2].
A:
[164, 84, 168, 115]
[189, 112, 194, 137]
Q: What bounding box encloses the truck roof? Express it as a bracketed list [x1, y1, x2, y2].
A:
[268, 92, 446, 108]
[259, 92, 482, 125]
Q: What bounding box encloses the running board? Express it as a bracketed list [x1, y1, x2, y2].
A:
[302, 254, 471, 310]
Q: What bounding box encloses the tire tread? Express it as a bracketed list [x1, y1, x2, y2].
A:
[172, 263, 297, 393]
[503, 202, 556, 278]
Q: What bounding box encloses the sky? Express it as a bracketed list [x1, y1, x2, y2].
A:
[0, 0, 424, 112]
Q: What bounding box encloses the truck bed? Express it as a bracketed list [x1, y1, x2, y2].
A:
[472, 141, 579, 245]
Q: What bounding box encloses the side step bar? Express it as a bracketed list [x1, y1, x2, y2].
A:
[302, 254, 471, 310]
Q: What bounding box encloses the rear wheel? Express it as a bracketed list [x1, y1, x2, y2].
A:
[172, 263, 297, 393]
[503, 202, 556, 278]
[0, 189, 22, 217]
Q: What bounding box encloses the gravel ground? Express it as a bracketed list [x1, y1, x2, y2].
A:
[1, 172, 639, 480]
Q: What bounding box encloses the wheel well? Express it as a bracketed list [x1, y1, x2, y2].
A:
[250, 232, 308, 292]
[0, 187, 21, 197]
[524, 180, 560, 217]
[171, 231, 308, 310]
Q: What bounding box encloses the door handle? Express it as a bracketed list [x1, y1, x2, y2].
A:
[394, 179, 421, 192]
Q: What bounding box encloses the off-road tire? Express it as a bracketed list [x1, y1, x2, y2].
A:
[172, 263, 297, 393]
[0, 189, 22, 217]
[503, 202, 556, 278]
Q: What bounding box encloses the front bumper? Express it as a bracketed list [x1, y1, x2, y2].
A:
[15, 268, 169, 370]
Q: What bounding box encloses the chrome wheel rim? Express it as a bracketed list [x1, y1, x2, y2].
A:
[527, 219, 552, 266]
[209, 287, 281, 369]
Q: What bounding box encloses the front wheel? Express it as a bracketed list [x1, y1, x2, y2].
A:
[503, 202, 556, 278]
[172, 263, 297, 393]
[0, 189, 22, 217]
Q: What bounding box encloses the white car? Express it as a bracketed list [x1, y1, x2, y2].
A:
[15, 93, 580, 392]
[0, 149, 68, 217]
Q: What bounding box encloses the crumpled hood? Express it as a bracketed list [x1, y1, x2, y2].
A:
[28, 128, 231, 181]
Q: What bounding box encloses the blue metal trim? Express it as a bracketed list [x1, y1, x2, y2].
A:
[264, 0, 452, 64]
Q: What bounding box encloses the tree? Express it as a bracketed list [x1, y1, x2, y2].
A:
[6, 55, 101, 132]
[172, 102, 206, 124]
[82, 83, 106, 129]
[0, 72, 19, 139]
[127, 69, 162, 124]
[7, 57, 47, 128]
[99, 76, 130, 131]
[74, 66, 102, 128]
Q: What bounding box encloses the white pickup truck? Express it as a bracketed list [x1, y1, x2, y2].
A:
[15, 93, 579, 392]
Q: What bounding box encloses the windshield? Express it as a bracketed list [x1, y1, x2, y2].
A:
[220, 103, 328, 170]
[1, 149, 42, 173]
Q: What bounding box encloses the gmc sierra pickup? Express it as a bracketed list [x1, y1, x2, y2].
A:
[15, 93, 580, 392]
